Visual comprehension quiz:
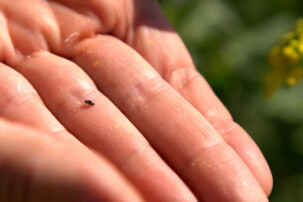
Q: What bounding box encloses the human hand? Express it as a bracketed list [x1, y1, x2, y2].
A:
[0, 0, 272, 201]
[0, 118, 143, 202]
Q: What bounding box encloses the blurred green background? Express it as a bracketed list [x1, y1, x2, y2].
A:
[159, 0, 303, 201]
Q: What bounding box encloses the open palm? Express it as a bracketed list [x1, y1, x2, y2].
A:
[0, 0, 272, 201]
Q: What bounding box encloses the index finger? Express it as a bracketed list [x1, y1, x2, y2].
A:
[126, 0, 272, 196]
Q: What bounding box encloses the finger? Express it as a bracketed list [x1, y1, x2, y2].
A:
[0, 62, 142, 201]
[0, 63, 65, 134]
[15, 51, 197, 202]
[0, 12, 14, 63]
[0, 63, 143, 201]
[2, 0, 118, 64]
[0, 118, 143, 202]
[70, 35, 268, 201]
[126, 1, 273, 195]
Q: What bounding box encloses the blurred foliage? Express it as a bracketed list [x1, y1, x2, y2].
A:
[266, 19, 303, 97]
[159, 0, 303, 201]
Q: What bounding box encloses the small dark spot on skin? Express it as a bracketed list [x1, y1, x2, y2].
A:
[84, 100, 95, 106]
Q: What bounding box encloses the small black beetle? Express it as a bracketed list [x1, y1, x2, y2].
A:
[84, 100, 95, 106]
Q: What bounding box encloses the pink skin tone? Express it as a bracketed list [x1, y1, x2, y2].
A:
[0, 0, 272, 201]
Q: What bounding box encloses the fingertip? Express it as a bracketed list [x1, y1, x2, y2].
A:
[213, 120, 273, 196]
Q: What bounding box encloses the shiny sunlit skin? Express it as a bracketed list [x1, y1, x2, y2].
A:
[0, 0, 272, 201]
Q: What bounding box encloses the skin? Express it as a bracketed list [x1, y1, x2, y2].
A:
[0, 0, 272, 201]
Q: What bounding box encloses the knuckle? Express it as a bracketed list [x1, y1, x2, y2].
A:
[212, 119, 238, 136]
[124, 71, 169, 113]
[165, 66, 198, 91]
[182, 141, 232, 174]
[119, 142, 158, 174]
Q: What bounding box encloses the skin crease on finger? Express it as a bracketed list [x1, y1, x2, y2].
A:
[0, 0, 271, 200]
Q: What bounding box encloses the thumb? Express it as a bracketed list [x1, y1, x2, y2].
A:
[0, 118, 143, 202]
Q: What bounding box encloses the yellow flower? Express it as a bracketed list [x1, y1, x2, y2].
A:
[265, 18, 303, 97]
